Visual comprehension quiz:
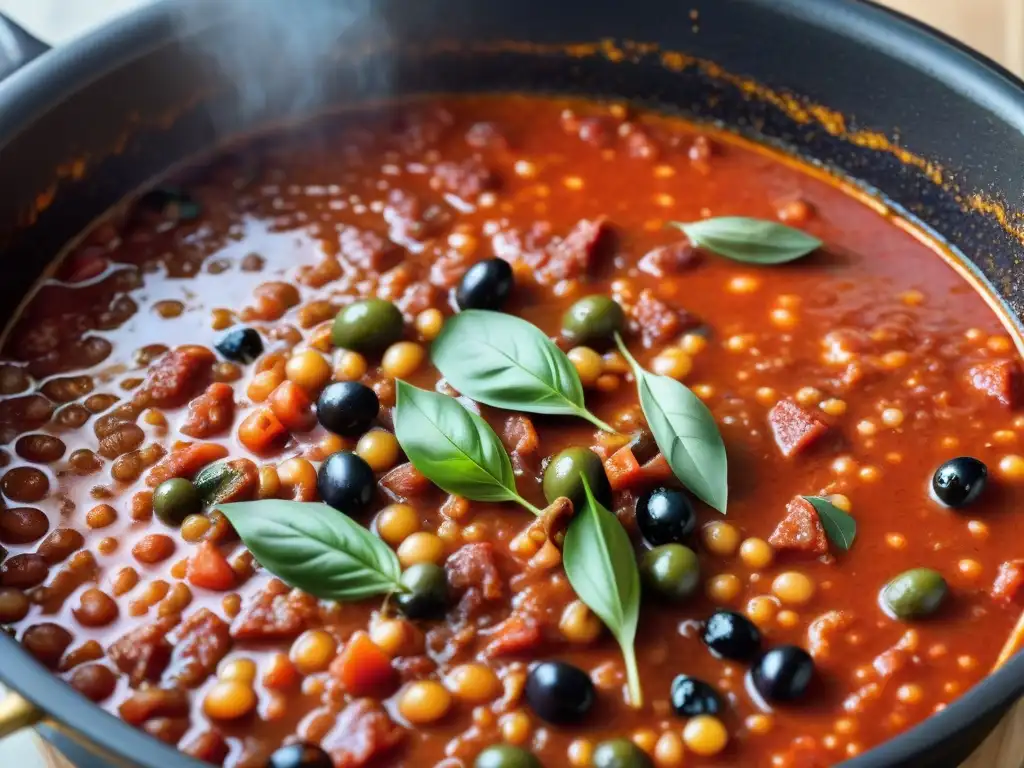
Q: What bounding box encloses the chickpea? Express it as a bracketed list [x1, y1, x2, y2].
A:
[568, 739, 594, 768]
[382, 342, 426, 379]
[397, 680, 452, 724]
[652, 348, 693, 380]
[289, 629, 337, 675]
[369, 617, 424, 657]
[499, 710, 531, 744]
[680, 333, 707, 355]
[375, 504, 420, 547]
[683, 714, 729, 756]
[415, 309, 444, 341]
[86, 504, 117, 529]
[738, 538, 773, 569]
[219, 657, 257, 684]
[258, 465, 281, 499]
[278, 457, 317, 500]
[654, 731, 685, 767]
[181, 514, 212, 543]
[772, 571, 815, 605]
[203, 680, 257, 720]
[559, 599, 602, 643]
[746, 595, 778, 627]
[334, 350, 368, 381]
[706, 573, 742, 604]
[397, 532, 445, 568]
[998, 454, 1024, 481]
[702, 521, 741, 557]
[285, 350, 331, 394]
[73, 588, 119, 627]
[247, 368, 285, 403]
[444, 663, 501, 703]
[356, 430, 401, 472]
[568, 347, 603, 387]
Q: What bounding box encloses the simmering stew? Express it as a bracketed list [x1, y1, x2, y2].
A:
[1, 96, 1022, 768]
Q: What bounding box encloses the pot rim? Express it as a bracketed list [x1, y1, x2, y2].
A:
[0, 1, 1022, 767]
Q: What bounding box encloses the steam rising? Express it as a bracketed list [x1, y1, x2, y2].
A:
[168, 0, 391, 135]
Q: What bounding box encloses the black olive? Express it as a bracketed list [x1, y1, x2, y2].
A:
[751, 645, 815, 702]
[592, 738, 654, 768]
[265, 742, 332, 768]
[317, 382, 379, 438]
[317, 451, 375, 513]
[215, 327, 263, 364]
[331, 299, 404, 352]
[524, 660, 595, 724]
[932, 457, 988, 508]
[474, 744, 542, 768]
[394, 563, 450, 620]
[456, 258, 514, 311]
[636, 487, 696, 546]
[701, 610, 761, 662]
[670, 675, 722, 717]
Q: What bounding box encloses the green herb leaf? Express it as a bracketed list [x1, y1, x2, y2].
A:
[394, 381, 542, 515]
[672, 216, 822, 264]
[432, 310, 616, 433]
[802, 495, 857, 552]
[563, 475, 642, 707]
[616, 334, 728, 513]
[218, 500, 402, 600]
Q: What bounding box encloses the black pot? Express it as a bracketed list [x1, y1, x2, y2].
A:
[0, 1, 1022, 766]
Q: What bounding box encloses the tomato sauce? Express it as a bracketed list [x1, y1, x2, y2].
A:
[0, 95, 1022, 768]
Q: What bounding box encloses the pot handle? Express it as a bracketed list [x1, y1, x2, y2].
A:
[0, 12, 50, 81]
[0, 690, 43, 739]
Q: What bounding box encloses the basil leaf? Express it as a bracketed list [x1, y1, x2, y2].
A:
[616, 335, 728, 513]
[394, 381, 542, 515]
[672, 216, 822, 264]
[803, 495, 857, 552]
[563, 476, 642, 707]
[432, 310, 615, 433]
[218, 500, 402, 600]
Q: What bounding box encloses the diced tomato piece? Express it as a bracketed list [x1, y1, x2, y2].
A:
[231, 580, 318, 641]
[139, 345, 215, 408]
[992, 559, 1024, 603]
[329, 631, 398, 698]
[806, 610, 855, 663]
[146, 442, 229, 487]
[484, 614, 543, 658]
[380, 462, 431, 499]
[767, 400, 829, 458]
[321, 699, 405, 768]
[237, 407, 289, 455]
[503, 414, 539, 473]
[268, 380, 315, 432]
[640, 453, 674, 485]
[769, 497, 829, 556]
[170, 608, 232, 688]
[966, 359, 1022, 408]
[604, 445, 643, 491]
[108, 617, 175, 687]
[180, 382, 235, 439]
[446, 543, 503, 601]
[262, 652, 300, 690]
[186, 541, 237, 591]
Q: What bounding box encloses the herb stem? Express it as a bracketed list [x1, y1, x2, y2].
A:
[575, 404, 619, 435]
[514, 494, 546, 517]
[614, 332, 641, 374]
[622, 642, 643, 708]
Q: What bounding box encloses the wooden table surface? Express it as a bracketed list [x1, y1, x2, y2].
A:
[0, 0, 1021, 766]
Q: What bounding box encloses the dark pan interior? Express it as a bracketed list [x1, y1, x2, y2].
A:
[0, 1, 1023, 766]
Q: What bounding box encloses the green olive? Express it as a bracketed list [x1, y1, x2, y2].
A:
[394, 562, 449, 620]
[593, 738, 654, 768]
[331, 298, 404, 353]
[474, 744, 543, 768]
[153, 478, 201, 526]
[542, 447, 612, 508]
[561, 295, 625, 347]
[640, 543, 701, 602]
[882, 567, 948, 619]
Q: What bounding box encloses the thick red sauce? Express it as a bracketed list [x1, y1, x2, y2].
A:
[0, 95, 1022, 768]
